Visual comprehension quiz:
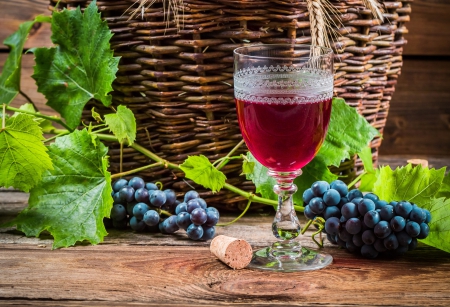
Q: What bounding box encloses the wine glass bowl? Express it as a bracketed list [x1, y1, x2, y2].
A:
[234, 44, 334, 272]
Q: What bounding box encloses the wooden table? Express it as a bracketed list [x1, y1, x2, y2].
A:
[1, 156, 449, 306]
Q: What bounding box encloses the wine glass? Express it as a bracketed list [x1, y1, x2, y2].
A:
[233, 44, 334, 272]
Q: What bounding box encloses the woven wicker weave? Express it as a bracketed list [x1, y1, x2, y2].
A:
[50, 0, 411, 211]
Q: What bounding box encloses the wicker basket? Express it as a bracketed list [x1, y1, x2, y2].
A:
[50, 0, 411, 211]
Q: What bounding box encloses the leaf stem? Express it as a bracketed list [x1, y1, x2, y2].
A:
[217, 199, 252, 226]
[348, 170, 367, 189]
[19, 90, 39, 112]
[215, 139, 245, 171]
[44, 131, 70, 143]
[1, 104, 5, 130]
[5, 105, 72, 131]
[111, 162, 163, 179]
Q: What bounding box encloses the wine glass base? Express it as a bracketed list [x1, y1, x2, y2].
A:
[247, 246, 333, 272]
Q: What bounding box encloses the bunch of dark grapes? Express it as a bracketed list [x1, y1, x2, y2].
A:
[302, 180, 432, 258]
[106, 177, 219, 241]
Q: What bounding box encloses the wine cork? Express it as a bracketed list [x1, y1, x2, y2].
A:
[210, 235, 253, 270]
[407, 159, 429, 168]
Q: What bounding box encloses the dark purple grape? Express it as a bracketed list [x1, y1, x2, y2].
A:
[134, 188, 150, 203]
[347, 189, 363, 201]
[190, 208, 208, 225]
[126, 201, 137, 216]
[162, 215, 180, 233]
[186, 199, 202, 213]
[150, 190, 167, 207]
[324, 206, 341, 220]
[341, 202, 359, 219]
[390, 216, 406, 232]
[339, 228, 352, 242]
[206, 207, 219, 215]
[204, 209, 219, 227]
[323, 189, 341, 207]
[163, 189, 177, 206]
[330, 180, 348, 197]
[186, 224, 203, 240]
[119, 186, 135, 203]
[112, 179, 128, 193]
[325, 217, 340, 236]
[351, 197, 363, 205]
[362, 229, 376, 245]
[133, 203, 150, 220]
[337, 196, 348, 210]
[374, 239, 387, 252]
[112, 192, 124, 205]
[361, 244, 378, 259]
[424, 209, 432, 223]
[327, 233, 337, 244]
[302, 188, 314, 205]
[128, 177, 145, 190]
[374, 221, 391, 239]
[396, 230, 412, 246]
[175, 202, 188, 214]
[346, 218, 362, 235]
[409, 206, 426, 224]
[364, 210, 380, 228]
[304, 205, 316, 220]
[196, 198, 207, 210]
[364, 193, 379, 203]
[201, 226, 216, 240]
[352, 233, 364, 247]
[111, 204, 127, 221]
[340, 216, 348, 223]
[311, 181, 330, 197]
[405, 221, 420, 237]
[376, 200, 388, 210]
[389, 200, 398, 207]
[358, 199, 376, 216]
[309, 197, 325, 214]
[143, 210, 159, 226]
[130, 216, 146, 232]
[335, 235, 347, 248]
[176, 212, 191, 230]
[146, 182, 158, 191]
[184, 190, 199, 202]
[408, 237, 418, 251]
[394, 245, 409, 256]
[417, 223, 430, 239]
[379, 205, 395, 221]
[346, 240, 360, 253]
[383, 233, 399, 250]
[394, 201, 413, 219]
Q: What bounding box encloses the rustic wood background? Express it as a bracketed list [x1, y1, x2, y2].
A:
[1, 0, 449, 156]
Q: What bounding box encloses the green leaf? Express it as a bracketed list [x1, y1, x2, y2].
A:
[0, 114, 53, 192]
[436, 173, 450, 199]
[104, 105, 136, 145]
[245, 152, 277, 202]
[358, 146, 374, 173]
[419, 197, 450, 253]
[32, 1, 120, 129]
[372, 164, 446, 205]
[180, 155, 227, 193]
[91, 107, 103, 122]
[357, 146, 378, 192]
[12, 103, 37, 115]
[5, 129, 113, 249]
[317, 98, 379, 167]
[241, 160, 255, 176]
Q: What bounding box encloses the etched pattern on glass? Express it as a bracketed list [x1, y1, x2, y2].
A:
[234, 65, 333, 104]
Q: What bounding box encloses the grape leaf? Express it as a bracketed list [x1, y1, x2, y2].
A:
[372, 164, 446, 205]
[0, 114, 53, 192]
[317, 98, 379, 167]
[180, 155, 227, 193]
[4, 129, 113, 249]
[104, 105, 136, 145]
[358, 146, 378, 192]
[436, 173, 450, 199]
[245, 152, 277, 202]
[91, 107, 103, 122]
[32, 1, 120, 130]
[419, 197, 450, 253]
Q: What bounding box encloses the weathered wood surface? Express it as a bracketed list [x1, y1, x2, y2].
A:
[0, 156, 449, 306]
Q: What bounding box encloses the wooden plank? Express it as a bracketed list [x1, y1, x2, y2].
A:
[0, 0, 52, 50]
[403, 0, 450, 56]
[380, 58, 450, 155]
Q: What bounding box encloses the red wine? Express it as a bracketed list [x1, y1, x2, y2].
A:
[236, 98, 332, 172]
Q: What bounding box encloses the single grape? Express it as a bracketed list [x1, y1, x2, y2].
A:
[150, 190, 167, 207]
[327, 233, 337, 244]
[201, 226, 216, 240]
[112, 179, 128, 193]
[323, 189, 341, 207]
[187, 199, 202, 213]
[364, 193, 379, 203]
[346, 218, 362, 235]
[373, 239, 387, 253]
[176, 212, 192, 230]
[352, 233, 364, 247]
[128, 177, 145, 190]
[364, 210, 380, 228]
[119, 186, 135, 203]
[190, 208, 208, 225]
[111, 204, 127, 221]
[126, 202, 137, 216]
[112, 192, 124, 205]
[330, 180, 348, 197]
[346, 240, 360, 253]
[186, 224, 204, 240]
[339, 228, 352, 242]
[175, 202, 188, 214]
[405, 221, 420, 237]
[389, 200, 399, 207]
[133, 203, 150, 220]
[396, 230, 412, 246]
[309, 197, 325, 214]
[408, 237, 418, 251]
[362, 229, 376, 245]
[341, 202, 359, 219]
[311, 181, 330, 197]
[417, 222, 430, 239]
[325, 217, 340, 236]
[159, 222, 167, 234]
[130, 216, 146, 232]
[376, 200, 388, 210]
[196, 198, 207, 210]
[204, 209, 219, 227]
[351, 197, 363, 205]
[347, 189, 363, 201]
[134, 188, 150, 204]
[206, 207, 219, 215]
[358, 199, 376, 216]
[390, 216, 406, 232]
[324, 206, 341, 220]
[424, 209, 432, 223]
[383, 233, 399, 250]
[112, 218, 128, 229]
[163, 189, 177, 206]
[337, 196, 348, 209]
[379, 205, 395, 221]
[374, 220, 391, 239]
[304, 205, 316, 220]
[142, 210, 159, 226]
[394, 201, 413, 219]
[184, 190, 199, 202]
[409, 206, 426, 224]
[361, 244, 379, 259]
[162, 215, 180, 233]
[146, 182, 158, 191]
[302, 188, 314, 205]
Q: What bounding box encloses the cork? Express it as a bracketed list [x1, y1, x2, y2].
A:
[210, 235, 253, 270]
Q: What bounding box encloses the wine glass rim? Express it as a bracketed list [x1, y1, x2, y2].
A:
[233, 44, 333, 60]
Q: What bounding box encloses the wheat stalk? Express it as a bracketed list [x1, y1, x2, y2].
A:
[124, 0, 184, 31]
[362, 0, 384, 22]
